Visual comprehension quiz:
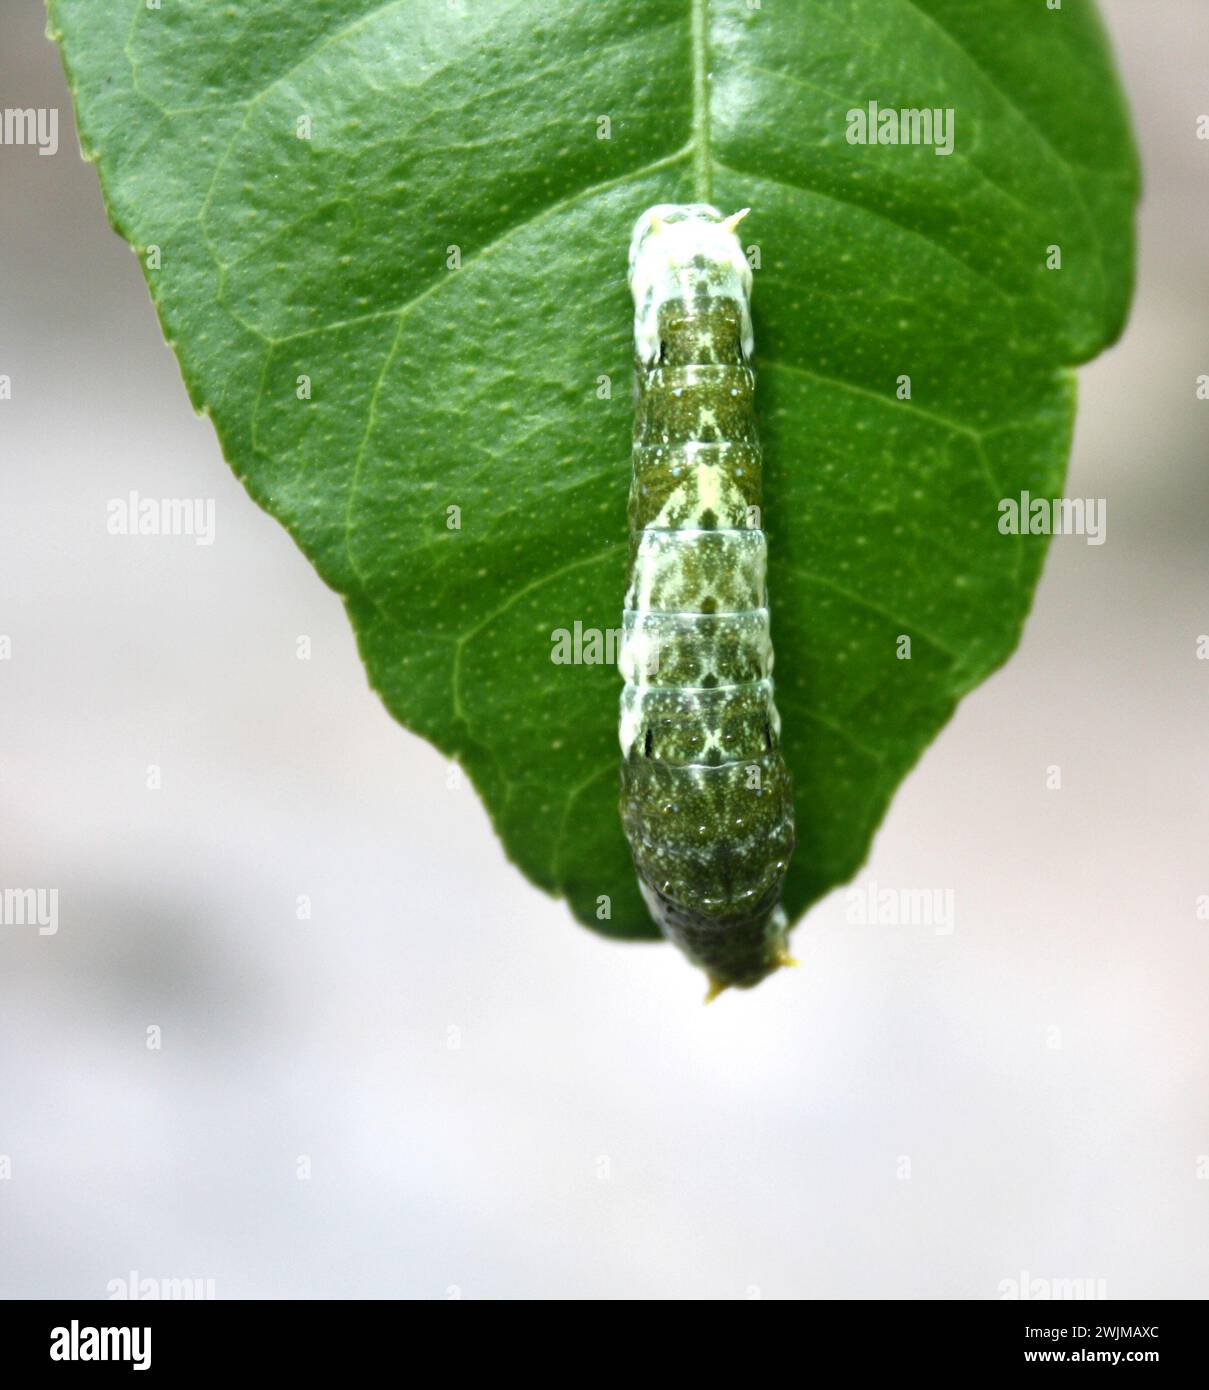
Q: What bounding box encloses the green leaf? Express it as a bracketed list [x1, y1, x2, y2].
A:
[49, 0, 1138, 943]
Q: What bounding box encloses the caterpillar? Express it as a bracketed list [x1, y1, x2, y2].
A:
[619, 203, 796, 999]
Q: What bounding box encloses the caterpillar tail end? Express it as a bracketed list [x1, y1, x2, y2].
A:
[700, 921, 798, 1004]
[703, 976, 730, 1005]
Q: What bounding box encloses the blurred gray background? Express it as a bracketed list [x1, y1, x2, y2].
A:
[1, 0, 1206, 1299]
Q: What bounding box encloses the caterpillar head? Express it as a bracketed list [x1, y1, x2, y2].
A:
[628, 203, 754, 366]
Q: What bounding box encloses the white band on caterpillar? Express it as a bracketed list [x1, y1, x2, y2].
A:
[628, 203, 754, 366]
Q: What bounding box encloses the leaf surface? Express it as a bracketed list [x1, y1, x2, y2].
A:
[50, 0, 1139, 940]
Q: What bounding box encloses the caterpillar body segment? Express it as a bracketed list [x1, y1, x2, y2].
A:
[619, 204, 796, 995]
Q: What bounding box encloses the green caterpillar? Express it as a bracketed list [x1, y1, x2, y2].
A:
[619, 204, 796, 999]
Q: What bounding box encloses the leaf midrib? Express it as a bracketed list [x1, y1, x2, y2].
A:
[691, 0, 712, 201]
